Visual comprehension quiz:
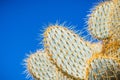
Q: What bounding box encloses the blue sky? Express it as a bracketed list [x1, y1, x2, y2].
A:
[0, 0, 99, 80]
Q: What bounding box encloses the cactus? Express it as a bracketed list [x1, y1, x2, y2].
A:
[26, 50, 73, 80]
[102, 0, 120, 61]
[86, 54, 120, 80]
[25, 0, 120, 80]
[88, 0, 113, 40]
[44, 26, 94, 79]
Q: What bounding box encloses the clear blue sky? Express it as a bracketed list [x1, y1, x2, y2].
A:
[0, 0, 99, 80]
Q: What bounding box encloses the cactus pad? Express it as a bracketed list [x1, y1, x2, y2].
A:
[88, 1, 113, 40]
[44, 26, 93, 79]
[26, 50, 73, 80]
[86, 55, 120, 80]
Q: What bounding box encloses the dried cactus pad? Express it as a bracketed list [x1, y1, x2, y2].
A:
[88, 1, 113, 40]
[44, 26, 93, 79]
[26, 50, 73, 80]
[87, 57, 120, 80]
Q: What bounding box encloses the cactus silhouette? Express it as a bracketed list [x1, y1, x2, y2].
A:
[25, 0, 120, 80]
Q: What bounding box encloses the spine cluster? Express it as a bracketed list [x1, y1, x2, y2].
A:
[25, 0, 120, 80]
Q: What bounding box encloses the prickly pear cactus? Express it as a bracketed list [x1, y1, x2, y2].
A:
[25, 0, 120, 80]
[86, 54, 120, 80]
[26, 50, 73, 80]
[44, 26, 93, 79]
[88, 1, 113, 40]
